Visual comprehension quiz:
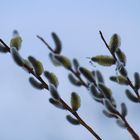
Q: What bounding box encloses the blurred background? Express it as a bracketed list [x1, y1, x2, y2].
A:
[0, 0, 140, 140]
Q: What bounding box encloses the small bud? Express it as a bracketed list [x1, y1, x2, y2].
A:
[34, 61, 44, 76]
[66, 115, 80, 125]
[125, 89, 139, 103]
[110, 97, 117, 108]
[103, 99, 117, 113]
[54, 54, 72, 70]
[10, 47, 24, 67]
[29, 77, 44, 89]
[68, 74, 82, 86]
[28, 56, 44, 76]
[116, 48, 126, 66]
[49, 84, 60, 100]
[89, 84, 104, 100]
[73, 58, 80, 71]
[98, 83, 112, 100]
[91, 55, 115, 66]
[10, 30, 22, 50]
[102, 110, 117, 118]
[49, 98, 64, 109]
[44, 71, 59, 88]
[71, 92, 81, 111]
[134, 72, 140, 90]
[49, 53, 61, 66]
[110, 76, 129, 85]
[91, 70, 96, 77]
[79, 67, 95, 83]
[119, 67, 127, 77]
[121, 103, 128, 117]
[109, 33, 121, 53]
[23, 59, 34, 72]
[116, 119, 126, 129]
[96, 70, 104, 84]
[51, 32, 62, 54]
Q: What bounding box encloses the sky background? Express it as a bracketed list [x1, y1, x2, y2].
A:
[0, 0, 140, 140]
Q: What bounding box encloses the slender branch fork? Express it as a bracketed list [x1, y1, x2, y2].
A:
[0, 38, 102, 140]
[36, 34, 140, 140]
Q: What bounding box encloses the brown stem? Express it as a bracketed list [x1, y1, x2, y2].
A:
[117, 112, 140, 140]
[0, 39, 10, 52]
[99, 31, 140, 100]
[74, 112, 102, 140]
[60, 99, 102, 140]
[0, 39, 102, 140]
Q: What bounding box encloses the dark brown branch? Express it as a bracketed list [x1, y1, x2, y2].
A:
[37, 35, 54, 52]
[116, 112, 140, 140]
[74, 111, 102, 140]
[99, 31, 140, 100]
[0, 39, 10, 52]
[0, 39, 102, 140]
[60, 99, 102, 140]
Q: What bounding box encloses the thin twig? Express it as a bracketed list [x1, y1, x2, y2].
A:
[0, 39, 102, 140]
[0, 39, 10, 52]
[99, 31, 117, 61]
[60, 99, 102, 140]
[37, 35, 54, 52]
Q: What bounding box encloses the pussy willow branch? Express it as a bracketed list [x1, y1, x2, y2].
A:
[98, 31, 140, 139]
[37, 35, 140, 140]
[99, 31, 140, 100]
[0, 38, 102, 140]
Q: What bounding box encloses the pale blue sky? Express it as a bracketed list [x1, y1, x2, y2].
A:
[0, 1, 140, 140]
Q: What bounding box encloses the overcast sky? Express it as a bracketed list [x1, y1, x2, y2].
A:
[0, 1, 140, 140]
